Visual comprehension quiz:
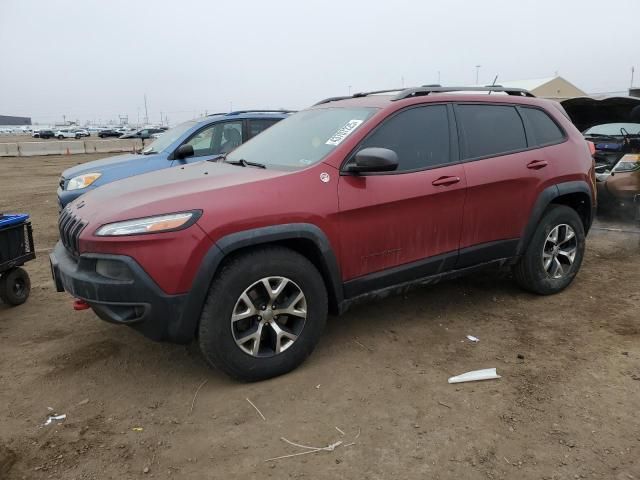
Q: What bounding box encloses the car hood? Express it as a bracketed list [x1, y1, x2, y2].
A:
[62, 153, 158, 178]
[562, 96, 640, 132]
[69, 161, 289, 226]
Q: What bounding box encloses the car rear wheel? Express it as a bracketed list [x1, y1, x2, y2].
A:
[513, 205, 585, 295]
[0, 267, 31, 306]
[198, 246, 328, 381]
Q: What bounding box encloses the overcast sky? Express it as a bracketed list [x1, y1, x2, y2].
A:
[1, 0, 639, 125]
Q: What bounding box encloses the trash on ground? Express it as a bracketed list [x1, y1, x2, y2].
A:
[42, 414, 66, 427]
[246, 397, 266, 421]
[265, 428, 360, 462]
[132, 427, 144, 432]
[448, 368, 501, 384]
[466, 335, 480, 343]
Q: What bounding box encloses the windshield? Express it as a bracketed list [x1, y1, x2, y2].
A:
[584, 123, 640, 136]
[142, 120, 196, 154]
[226, 107, 378, 169]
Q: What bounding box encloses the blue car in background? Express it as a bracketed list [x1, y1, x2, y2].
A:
[57, 110, 293, 208]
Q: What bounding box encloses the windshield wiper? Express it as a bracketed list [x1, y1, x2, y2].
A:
[207, 153, 227, 162]
[224, 158, 266, 169]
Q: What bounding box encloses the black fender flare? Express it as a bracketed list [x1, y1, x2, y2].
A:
[169, 223, 343, 341]
[516, 180, 593, 256]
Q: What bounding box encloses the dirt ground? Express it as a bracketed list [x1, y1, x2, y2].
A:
[1, 153, 639, 480]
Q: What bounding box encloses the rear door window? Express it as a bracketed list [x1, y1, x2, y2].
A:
[456, 104, 527, 159]
[519, 107, 565, 146]
[354, 105, 451, 172]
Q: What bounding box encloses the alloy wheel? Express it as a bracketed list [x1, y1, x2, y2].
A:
[231, 276, 307, 357]
[542, 224, 578, 279]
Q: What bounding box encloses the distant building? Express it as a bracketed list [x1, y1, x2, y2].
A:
[498, 76, 587, 101]
[0, 115, 31, 126]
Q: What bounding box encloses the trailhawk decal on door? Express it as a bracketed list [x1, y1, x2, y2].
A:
[325, 120, 364, 146]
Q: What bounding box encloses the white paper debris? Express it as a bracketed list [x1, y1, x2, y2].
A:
[448, 368, 501, 384]
[466, 335, 480, 343]
[43, 414, 66, 426]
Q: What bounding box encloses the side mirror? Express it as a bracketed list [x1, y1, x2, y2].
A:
[174, 144, 194, 160]
[346, 147, 399, 174]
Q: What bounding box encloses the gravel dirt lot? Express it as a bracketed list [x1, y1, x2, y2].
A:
[1, 154, 639, 480]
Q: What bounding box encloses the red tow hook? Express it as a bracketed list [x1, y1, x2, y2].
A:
[73, 299, 90, 311]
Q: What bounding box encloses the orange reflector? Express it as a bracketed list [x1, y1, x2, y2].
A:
[146, 218, 188, 232]
[73, 299, 90, 310]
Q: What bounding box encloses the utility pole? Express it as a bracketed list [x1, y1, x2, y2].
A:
[631, 66, 636, 88]
[143, 94, 149, 125]
[437, 71, 441, 84]
[348, 85, 352, 95]
[401, 76, 405, 88]
[475, 65, 481, 85]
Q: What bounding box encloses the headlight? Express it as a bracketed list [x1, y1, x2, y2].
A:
[95, 211, 200, 236]
[67, 173, 102, 191]
[612, 154, 640, 173]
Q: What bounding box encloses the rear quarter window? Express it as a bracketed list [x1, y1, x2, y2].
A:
[456, 104, 527, 159]
[520, 107, 565, 146]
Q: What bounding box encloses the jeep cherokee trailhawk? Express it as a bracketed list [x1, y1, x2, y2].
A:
[51, 86, 596, 381]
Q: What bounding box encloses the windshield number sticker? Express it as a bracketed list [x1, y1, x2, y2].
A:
[325, 120, 364, 146]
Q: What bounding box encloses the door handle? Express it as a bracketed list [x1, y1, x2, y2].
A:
[432, 176, 460, 186]
[527, 160, 548, 170]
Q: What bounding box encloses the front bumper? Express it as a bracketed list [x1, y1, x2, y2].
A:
[50, 241, 190, 342]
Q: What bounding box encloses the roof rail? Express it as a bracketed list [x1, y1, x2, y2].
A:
[392, 86, 535, 100]
[314, 89, 405, 106]
[224, 109, 296, 116]
[314, 85, 534, 105]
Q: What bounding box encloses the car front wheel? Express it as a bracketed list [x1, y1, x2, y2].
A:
[513, 205, 586, 295]
[198, 247, 328, 381]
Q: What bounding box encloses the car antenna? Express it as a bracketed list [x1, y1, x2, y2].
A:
[487, 75, 499, 95]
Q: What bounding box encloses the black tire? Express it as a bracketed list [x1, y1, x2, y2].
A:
[513, 205, 585, 295]
[0, 267, 31, 306]
[198, 246, 328, 381]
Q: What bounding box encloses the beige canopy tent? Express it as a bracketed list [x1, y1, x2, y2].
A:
[497, 76, 587, 101]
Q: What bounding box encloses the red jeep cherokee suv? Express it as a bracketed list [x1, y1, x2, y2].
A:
[51, 86, 596, 381]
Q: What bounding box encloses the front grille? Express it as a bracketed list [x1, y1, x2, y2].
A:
[58, 208, 87, 256]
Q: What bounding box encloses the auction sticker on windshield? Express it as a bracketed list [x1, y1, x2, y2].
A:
[325, 120, 364, 146]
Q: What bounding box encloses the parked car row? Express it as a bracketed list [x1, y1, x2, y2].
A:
[51, 87, 597, 382]
[32, 128, 89, 139]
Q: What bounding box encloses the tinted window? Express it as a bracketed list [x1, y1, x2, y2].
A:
[521, 108, 565, 146]
[249, 119, 281, 138]
[356, 105, 450, 171]
[457, 105, 527, 159]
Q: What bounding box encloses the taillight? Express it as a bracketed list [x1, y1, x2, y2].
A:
[587, 140, 596, 156]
